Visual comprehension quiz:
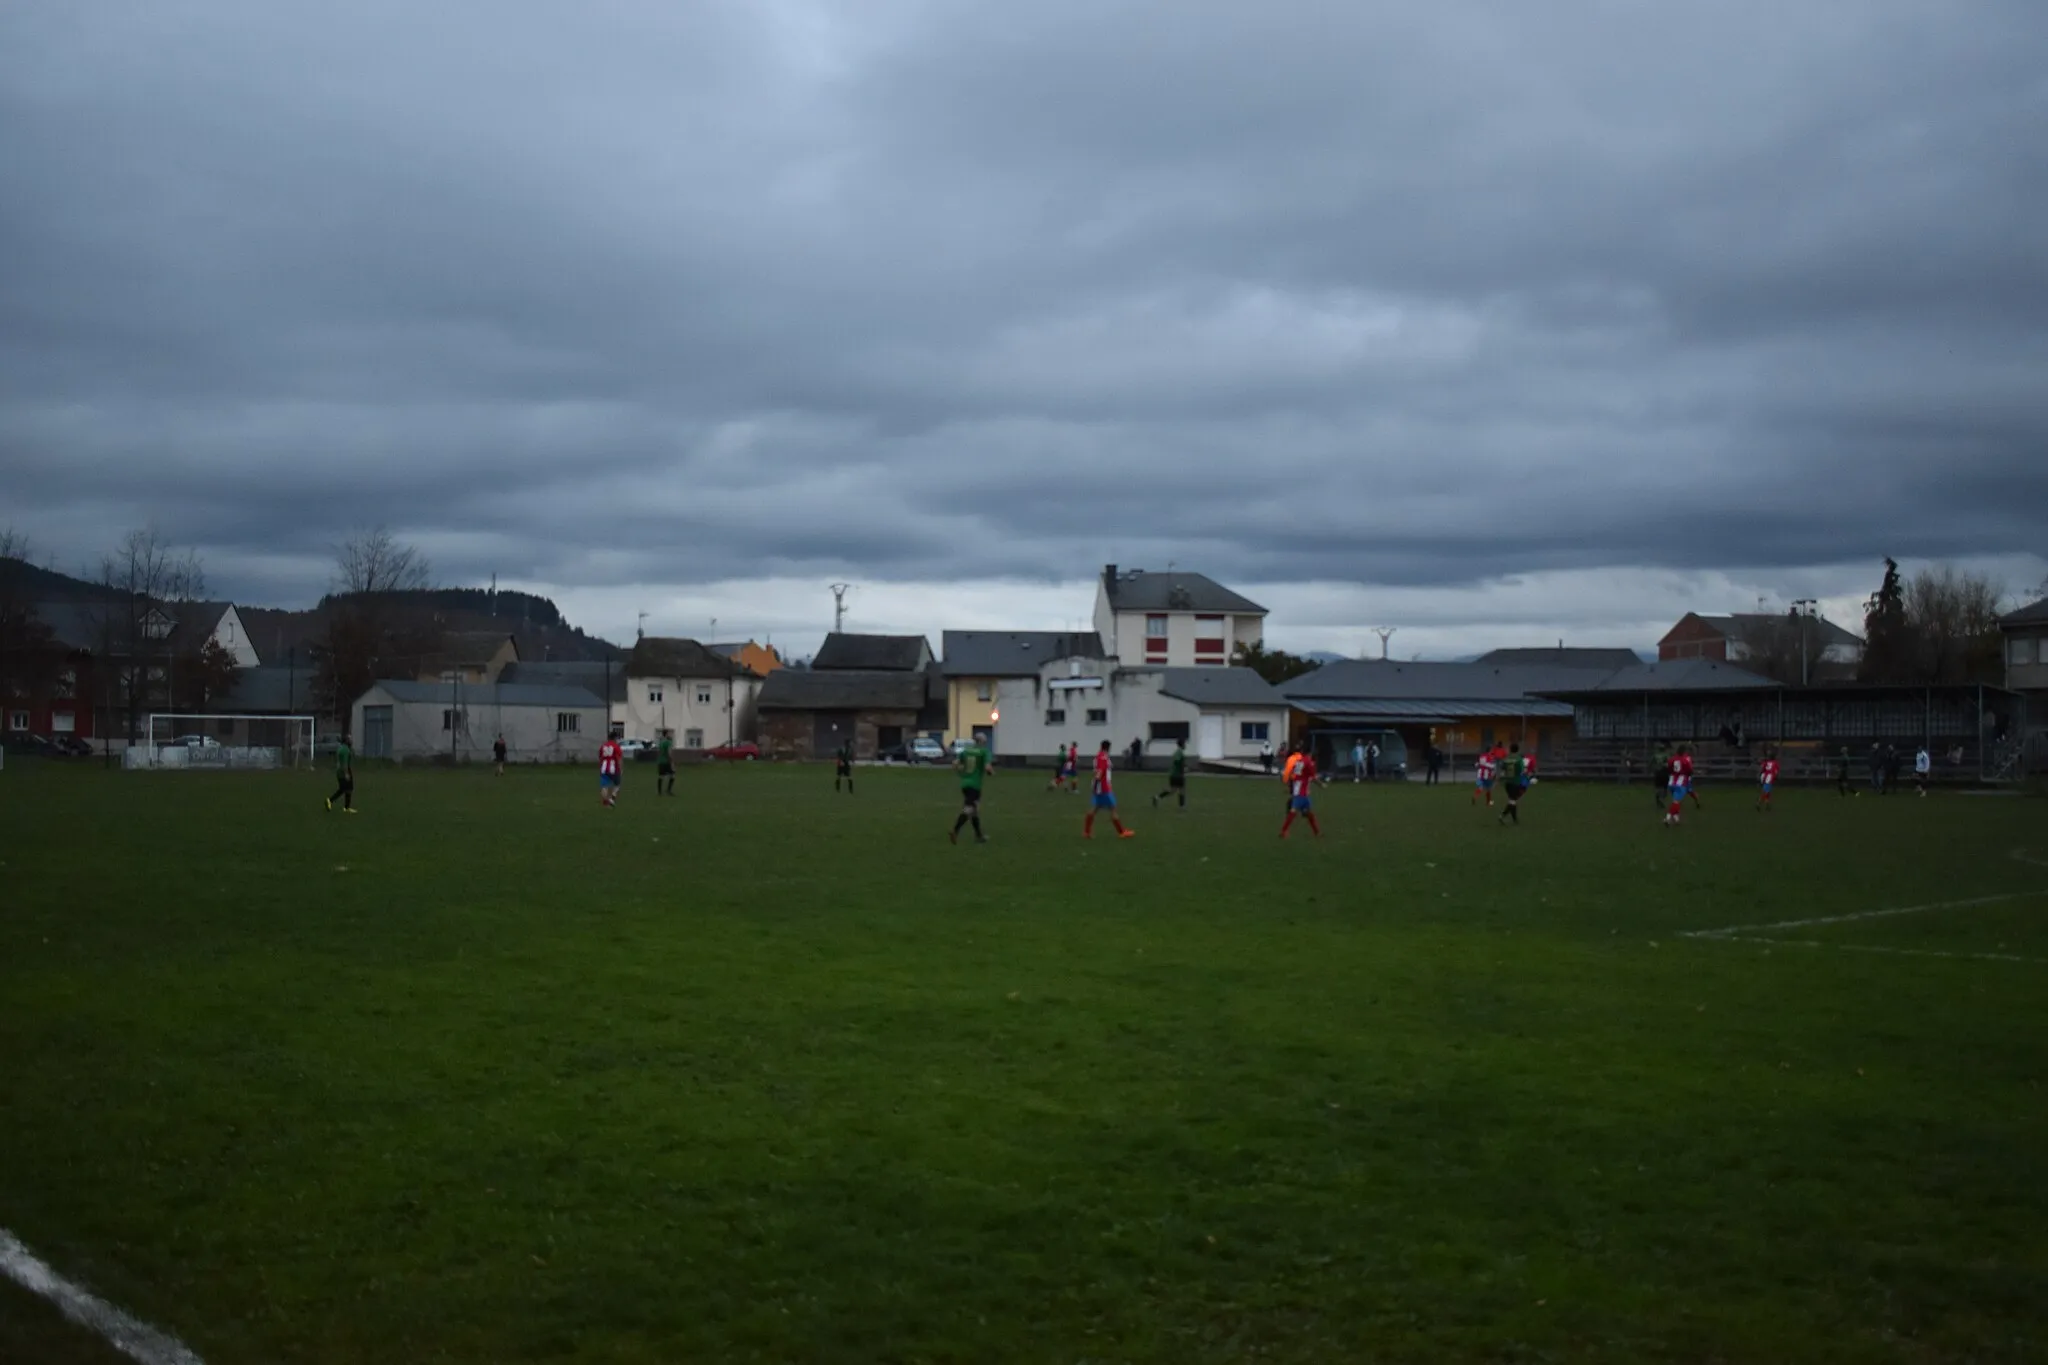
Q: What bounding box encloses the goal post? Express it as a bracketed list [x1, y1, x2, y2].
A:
[132, 714, 319, 770]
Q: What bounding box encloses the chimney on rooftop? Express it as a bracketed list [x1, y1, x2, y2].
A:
[1104, 564, 1117, 587]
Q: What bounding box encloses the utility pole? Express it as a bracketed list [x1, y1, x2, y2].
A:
[1373, 628, 1396, 660]
[1793, 599, 1817, 687]
[829, 583, 852, 634]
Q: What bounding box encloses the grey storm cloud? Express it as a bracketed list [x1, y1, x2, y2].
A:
[2, 0, 2045, 612]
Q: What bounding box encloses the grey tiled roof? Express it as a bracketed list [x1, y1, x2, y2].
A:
[499, 660, 627, 703]
[627, 637, 740, 679]
[362, 680, 608, 708]
[813, 633, 933, 671]
[1541, 660, 1778, 694]
[1278, 659, 1620, 702]
[1152, 666, 1285, 707]
[1101, 567, 1264, 614]
[1700, 614, 1863, 651]
[757, 669, 929, 711]
[1474, 647, 1644, 669]
[2000, 596, 2048, 627]
[941, 630, 1106, 677]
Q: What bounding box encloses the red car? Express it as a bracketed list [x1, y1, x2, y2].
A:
[708, 742, 760, 762]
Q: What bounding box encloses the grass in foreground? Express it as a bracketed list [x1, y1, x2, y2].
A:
[0, 762, 2044, 1363]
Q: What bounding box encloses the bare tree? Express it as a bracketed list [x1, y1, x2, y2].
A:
[334, 525, 432, 596]
[1733, 612, 1809, 686]
[91, 527, 208, 741]
[1904, 564, 2005, 685]
[314, 527, 435, 724]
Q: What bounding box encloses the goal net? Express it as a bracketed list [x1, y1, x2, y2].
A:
[130, 714, 319, 770]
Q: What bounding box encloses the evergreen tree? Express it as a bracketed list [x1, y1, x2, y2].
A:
[1858, 557, 1912, 682]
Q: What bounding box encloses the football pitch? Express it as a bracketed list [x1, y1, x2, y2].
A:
[1, 763, 2043, 1364]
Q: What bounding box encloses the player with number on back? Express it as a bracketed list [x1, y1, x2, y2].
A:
[1472, 743, 1499, 807]
[1663, 744, 1694, 827]
[1756, 748, 1780, 813]
[598, 733, 624, 808]
[1083, 740, 1135, 840]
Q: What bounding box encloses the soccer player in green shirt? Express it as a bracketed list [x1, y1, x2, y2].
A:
[656, 732, 676, 796]
[1497, 742, 1528, 825]
[326, 734, 356, 813]
[950, 738, 990, 844]
[1152, 739, 1189, 810]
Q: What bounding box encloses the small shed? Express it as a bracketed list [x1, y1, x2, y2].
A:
[351, 679, 606, 763]
[755, 669, 930, 760]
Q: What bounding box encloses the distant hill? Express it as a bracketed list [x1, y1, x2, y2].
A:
[0, 557, 121, 604]
[246, 593, 624, 665]
[4, 559, 624, 664]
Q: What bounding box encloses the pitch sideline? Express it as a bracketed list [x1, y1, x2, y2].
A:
[0, 1228, 205, 1365]
[1680, 847, 2048, 963]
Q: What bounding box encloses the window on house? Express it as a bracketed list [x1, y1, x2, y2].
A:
[1086, 708, 1108, 725]
[648, 686, 664, 704]
[55, 669, 76, 699]
[696, 686, 712, 705]
[442, 708, 467, 732]
[51, 711, 75, 734]
[557, 712, 580, 733]
[2011, 636, 2039, 667]
[976, 681, 992, 702]
[9, 710, 30, 730]
[1145, 615, 1168, 638]
[1240, 721, 1270, 742]
[1150, 721, 1190, 742]
[1045, 708, 1066, 724]
[142, 612, 171, 640]
[684, 727, 704, 748]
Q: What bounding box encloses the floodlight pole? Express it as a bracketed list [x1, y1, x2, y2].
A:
[1793, 599, 1817, 687]
[830, 583, 852, 635]
[1373, 628, 1396, 660]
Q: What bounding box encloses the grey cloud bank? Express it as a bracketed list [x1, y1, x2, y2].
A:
[3, 1, 2043, 649]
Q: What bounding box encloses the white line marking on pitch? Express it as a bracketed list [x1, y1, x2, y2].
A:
[1680, 890, 2043, 940]
[1704, 934, 2048, 965]
[1680, 848, 2047, 962]
[0, 1228, 204, 1365]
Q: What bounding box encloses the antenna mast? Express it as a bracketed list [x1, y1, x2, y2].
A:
[1372, 627, 1396, 660]
[636, 610, 648, 641]
[829, 583, 852, 634]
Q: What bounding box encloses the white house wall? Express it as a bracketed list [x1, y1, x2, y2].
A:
[992, 663, 1286, 762]
[352, 688, 605, 762]
[1102, 609, 1265, 667]
[616, 674, 761, 747]
[214, 606, 261, 668]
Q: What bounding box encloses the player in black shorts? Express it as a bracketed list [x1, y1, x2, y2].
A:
[834, 741, 854, 793]
[656, 733, 676, 796]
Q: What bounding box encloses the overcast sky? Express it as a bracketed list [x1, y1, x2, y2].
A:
[3, 1, 2044, 659]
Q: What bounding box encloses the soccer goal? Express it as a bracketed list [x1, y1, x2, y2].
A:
[130, 714, 319, 770]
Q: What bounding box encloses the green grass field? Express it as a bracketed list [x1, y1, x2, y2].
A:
[1, 762, 2044, 1363]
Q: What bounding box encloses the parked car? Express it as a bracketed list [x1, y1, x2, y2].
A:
[51, 735, 92, 758]
[911, 735, 947, 764]
[3, 733, 56, 757]
[618, 738, 656, 760]
[170, 734, 221, 749]
[707, 741, 760, 761]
